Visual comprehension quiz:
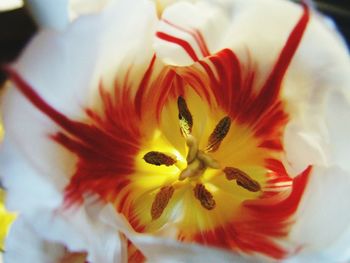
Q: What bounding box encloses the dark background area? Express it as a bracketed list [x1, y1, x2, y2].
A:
[0, 0, 349, 85]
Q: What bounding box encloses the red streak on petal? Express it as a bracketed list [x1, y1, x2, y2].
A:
[156, 32, 199, 62]
[179, 68, 212, 105]
[267, 4, 310, 90]
[162, 18, 211, 57]
[245, 5, 310, 122]
[263, 4, 310, 96]
[128, 241, 146, 263]
[259, 139, 283, 150]
[193, 224, 287, 259]
[245, 165, 312, 218]
[209, 49, 242, 113]
[134, 55, 157, 117]
[6, 68, 137, 156]
[265, 159, 290, 180]
[5, 67, 77, 134]
[155, 69, 176, 120]
[6, 67, 141, 205]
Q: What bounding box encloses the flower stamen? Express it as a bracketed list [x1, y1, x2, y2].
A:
[151, 186, 175, 220]
[143, 151, 177, 166]
[224, 167, 261, 192]
[207, 116, 231, 152]
[177, 96, 193, 136]
[193, 184, 216, 210]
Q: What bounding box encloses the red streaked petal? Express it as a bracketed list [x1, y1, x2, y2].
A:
[154, 1, 228, 66]
[156, 32, 200, 62]
[162, 19, 210, 58]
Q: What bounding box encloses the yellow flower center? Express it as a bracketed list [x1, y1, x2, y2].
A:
[131, 90, 268, 237]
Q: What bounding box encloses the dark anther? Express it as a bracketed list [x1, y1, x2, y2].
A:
[177, 96, 193, 135]
[151, 186, 175, 220]
[223, 167, 261, 192]
[207, 116, 231, 152]
[143, 151, 176, 166]
[193, 184, 216, 210]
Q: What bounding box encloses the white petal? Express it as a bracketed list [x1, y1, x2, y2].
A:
[1, 87, 74, 192]
[290, 166, 350, 261]
[25, 0, 70, 30]
[283, 253, 334, 263]
[4, 217, 65, 263]
[284, 80, 350, 177]
[69, 0, 110, 19]
[0, 138, 124, 263]
[325, 90, 350, 173]
[0, 151, 123, 263]
[28, 197, 124, 263]
[11, 26, 100, 118]
[12, 0, 157, 117]
[154, 1, 229, 66]
[99, 205, 254, 263]
[283, 112, 329, 176]
[0, 137, 63, 214]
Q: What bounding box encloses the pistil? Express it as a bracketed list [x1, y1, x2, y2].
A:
[179, 135, 220, 181]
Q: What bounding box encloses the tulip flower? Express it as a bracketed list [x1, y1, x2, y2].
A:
[1, 0, 350, 262]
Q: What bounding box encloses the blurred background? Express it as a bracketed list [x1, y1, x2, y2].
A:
[0, 0, 349, 86]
